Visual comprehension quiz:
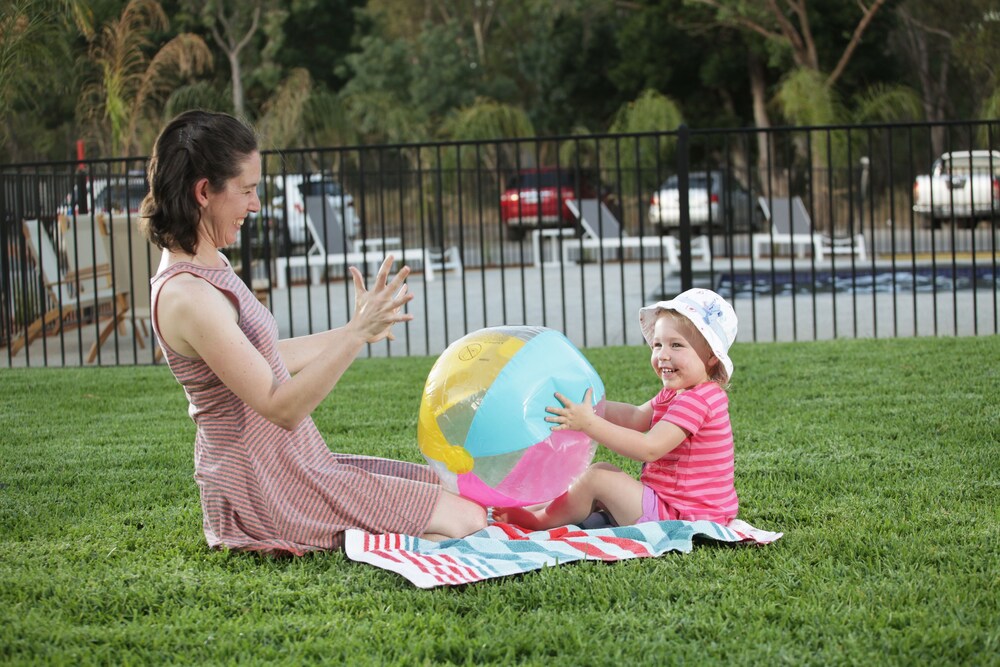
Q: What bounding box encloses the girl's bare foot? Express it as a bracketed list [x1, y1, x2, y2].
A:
[492, 506, 542, 530]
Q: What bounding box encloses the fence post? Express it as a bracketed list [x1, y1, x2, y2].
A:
[677, 124, 692, 290]
[0, 174, 9, 349]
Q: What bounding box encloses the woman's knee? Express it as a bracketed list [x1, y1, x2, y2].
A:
[456, 499, 488, 535]
[430, 492, 487, 538]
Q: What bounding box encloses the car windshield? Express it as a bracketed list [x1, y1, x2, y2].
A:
[945, 156, 1000, 177]
[663, 173, 719, 189]
[96, 183, 148, 210]
[299, 180, 345, 197]
[509, 171, 577, 189]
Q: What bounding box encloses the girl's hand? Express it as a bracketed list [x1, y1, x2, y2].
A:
[545, 388, 596, 432]
[349, 255, 415, 343]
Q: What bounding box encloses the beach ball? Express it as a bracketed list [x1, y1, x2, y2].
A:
[418, 326, 605, 507]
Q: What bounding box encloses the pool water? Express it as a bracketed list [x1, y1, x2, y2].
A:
[714, 265, 998, 298]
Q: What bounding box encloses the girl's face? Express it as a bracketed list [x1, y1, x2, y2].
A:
[648, 313, 716, 390]
[199, 151, 262, 249]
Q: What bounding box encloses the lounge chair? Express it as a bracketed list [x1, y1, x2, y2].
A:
[274, 195, 459, 288]
[86, 216, 159, 362]
[10, 219, 118, 355]
[532, 199, 710, 267]
[753, 196, 866, 262]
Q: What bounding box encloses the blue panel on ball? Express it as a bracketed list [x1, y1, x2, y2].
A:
[464, 329, 605, 458]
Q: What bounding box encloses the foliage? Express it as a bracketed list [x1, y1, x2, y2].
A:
[1, 0, 999, 163]
[256, 67, 313, 151]
[851, 83, 925, 124]
[602, 89, 684, 193]
[338, 32, 431, 144]
[1, 336, 998, 664]
[0, 0, 77, 154]
[444, 98, 535, 144]
[77, 0, 212, 158]
[775, 68, 842, 128]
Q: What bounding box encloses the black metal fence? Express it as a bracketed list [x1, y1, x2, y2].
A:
[2, 120, 998, 368]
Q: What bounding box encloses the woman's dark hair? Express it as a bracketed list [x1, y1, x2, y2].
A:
[140, 110, 258, 254]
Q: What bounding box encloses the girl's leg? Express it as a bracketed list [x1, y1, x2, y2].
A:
[497, 463, 645, 530]
[420, 490, 488, 541]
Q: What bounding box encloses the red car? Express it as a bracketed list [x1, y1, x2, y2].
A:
[499, 168, 599, 240]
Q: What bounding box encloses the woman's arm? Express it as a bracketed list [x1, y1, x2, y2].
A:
[158, 258, 413, 430]
[547, 389, 687, 463]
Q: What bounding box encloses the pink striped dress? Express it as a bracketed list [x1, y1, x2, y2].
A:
[151, 261, 440, 556]
[640, 382, 738, 523]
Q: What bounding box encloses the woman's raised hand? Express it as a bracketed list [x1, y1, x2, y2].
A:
[349, 255, 415, 343]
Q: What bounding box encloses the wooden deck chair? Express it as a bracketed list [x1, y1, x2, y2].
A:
[86, 216, 159, 362]
[10, 219, 117, 355]
[753, 196, 866, 261]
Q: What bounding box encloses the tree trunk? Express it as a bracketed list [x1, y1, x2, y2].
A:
[230, 50, 244, 117]
[748, 51, 771, 194]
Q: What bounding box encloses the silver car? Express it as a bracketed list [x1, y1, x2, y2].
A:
[648, 170, 760, 233]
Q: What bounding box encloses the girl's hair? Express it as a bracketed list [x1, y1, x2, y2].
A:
[140, 110, 258, 254]
[657, 309, 729, 386]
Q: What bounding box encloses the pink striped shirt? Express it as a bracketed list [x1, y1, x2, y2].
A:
[640, 382, 738, 523]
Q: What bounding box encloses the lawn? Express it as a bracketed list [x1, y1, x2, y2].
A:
[1, 336, 998, 665]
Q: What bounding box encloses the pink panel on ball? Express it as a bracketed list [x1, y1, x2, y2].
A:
[454, 399, 606, 507]
[494, 430, 594, 506]
[456, 474, 522, 507]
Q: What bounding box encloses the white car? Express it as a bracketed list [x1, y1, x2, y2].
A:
[264, 173, 361, 249]
[648, 170, 760, 233]
[912, 150, 1000, 229]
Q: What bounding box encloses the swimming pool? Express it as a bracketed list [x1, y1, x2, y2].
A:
[713, 265, 998, 298]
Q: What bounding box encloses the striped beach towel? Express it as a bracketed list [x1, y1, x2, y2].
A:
[344, 519, 782, 588]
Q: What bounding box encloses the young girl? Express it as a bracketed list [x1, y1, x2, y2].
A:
[496, 288, 739, 530]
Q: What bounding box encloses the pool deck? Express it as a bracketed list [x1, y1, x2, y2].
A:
[6, 248, 996, 369]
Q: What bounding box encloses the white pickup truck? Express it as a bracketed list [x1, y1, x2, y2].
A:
[912, 150, 1000, 228]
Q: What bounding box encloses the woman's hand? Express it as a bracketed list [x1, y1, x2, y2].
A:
[545, 388, 596, 432]
[349, 255, 415, 343]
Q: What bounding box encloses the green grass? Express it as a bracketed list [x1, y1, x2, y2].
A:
[2, 337, 999, 666]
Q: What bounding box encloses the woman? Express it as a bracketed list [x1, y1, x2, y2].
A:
[143, 110, 486, 555]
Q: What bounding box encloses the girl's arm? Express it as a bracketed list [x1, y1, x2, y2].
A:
[601, 400, 655, 432]
[157, 259, 412, 430]
[547, 389, 687, 463]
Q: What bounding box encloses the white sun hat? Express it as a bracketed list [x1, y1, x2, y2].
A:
[639, 288, 739, 380]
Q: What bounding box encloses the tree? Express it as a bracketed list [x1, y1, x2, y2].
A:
[685, 0, 908, 199]
[441, 97, 535, 172]
[688, 0, 889, 87]
[78, 0, 212, 157]
[893, 0, 1000, 155]
[603, 89, 685, 196]
[0, 0, 90, 160]
[256, 67, 313, 150]
[181, 0, 276, 118]
[685, 0, 895, 129]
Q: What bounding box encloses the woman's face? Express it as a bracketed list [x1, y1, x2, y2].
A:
[200, 150, 261, 249]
